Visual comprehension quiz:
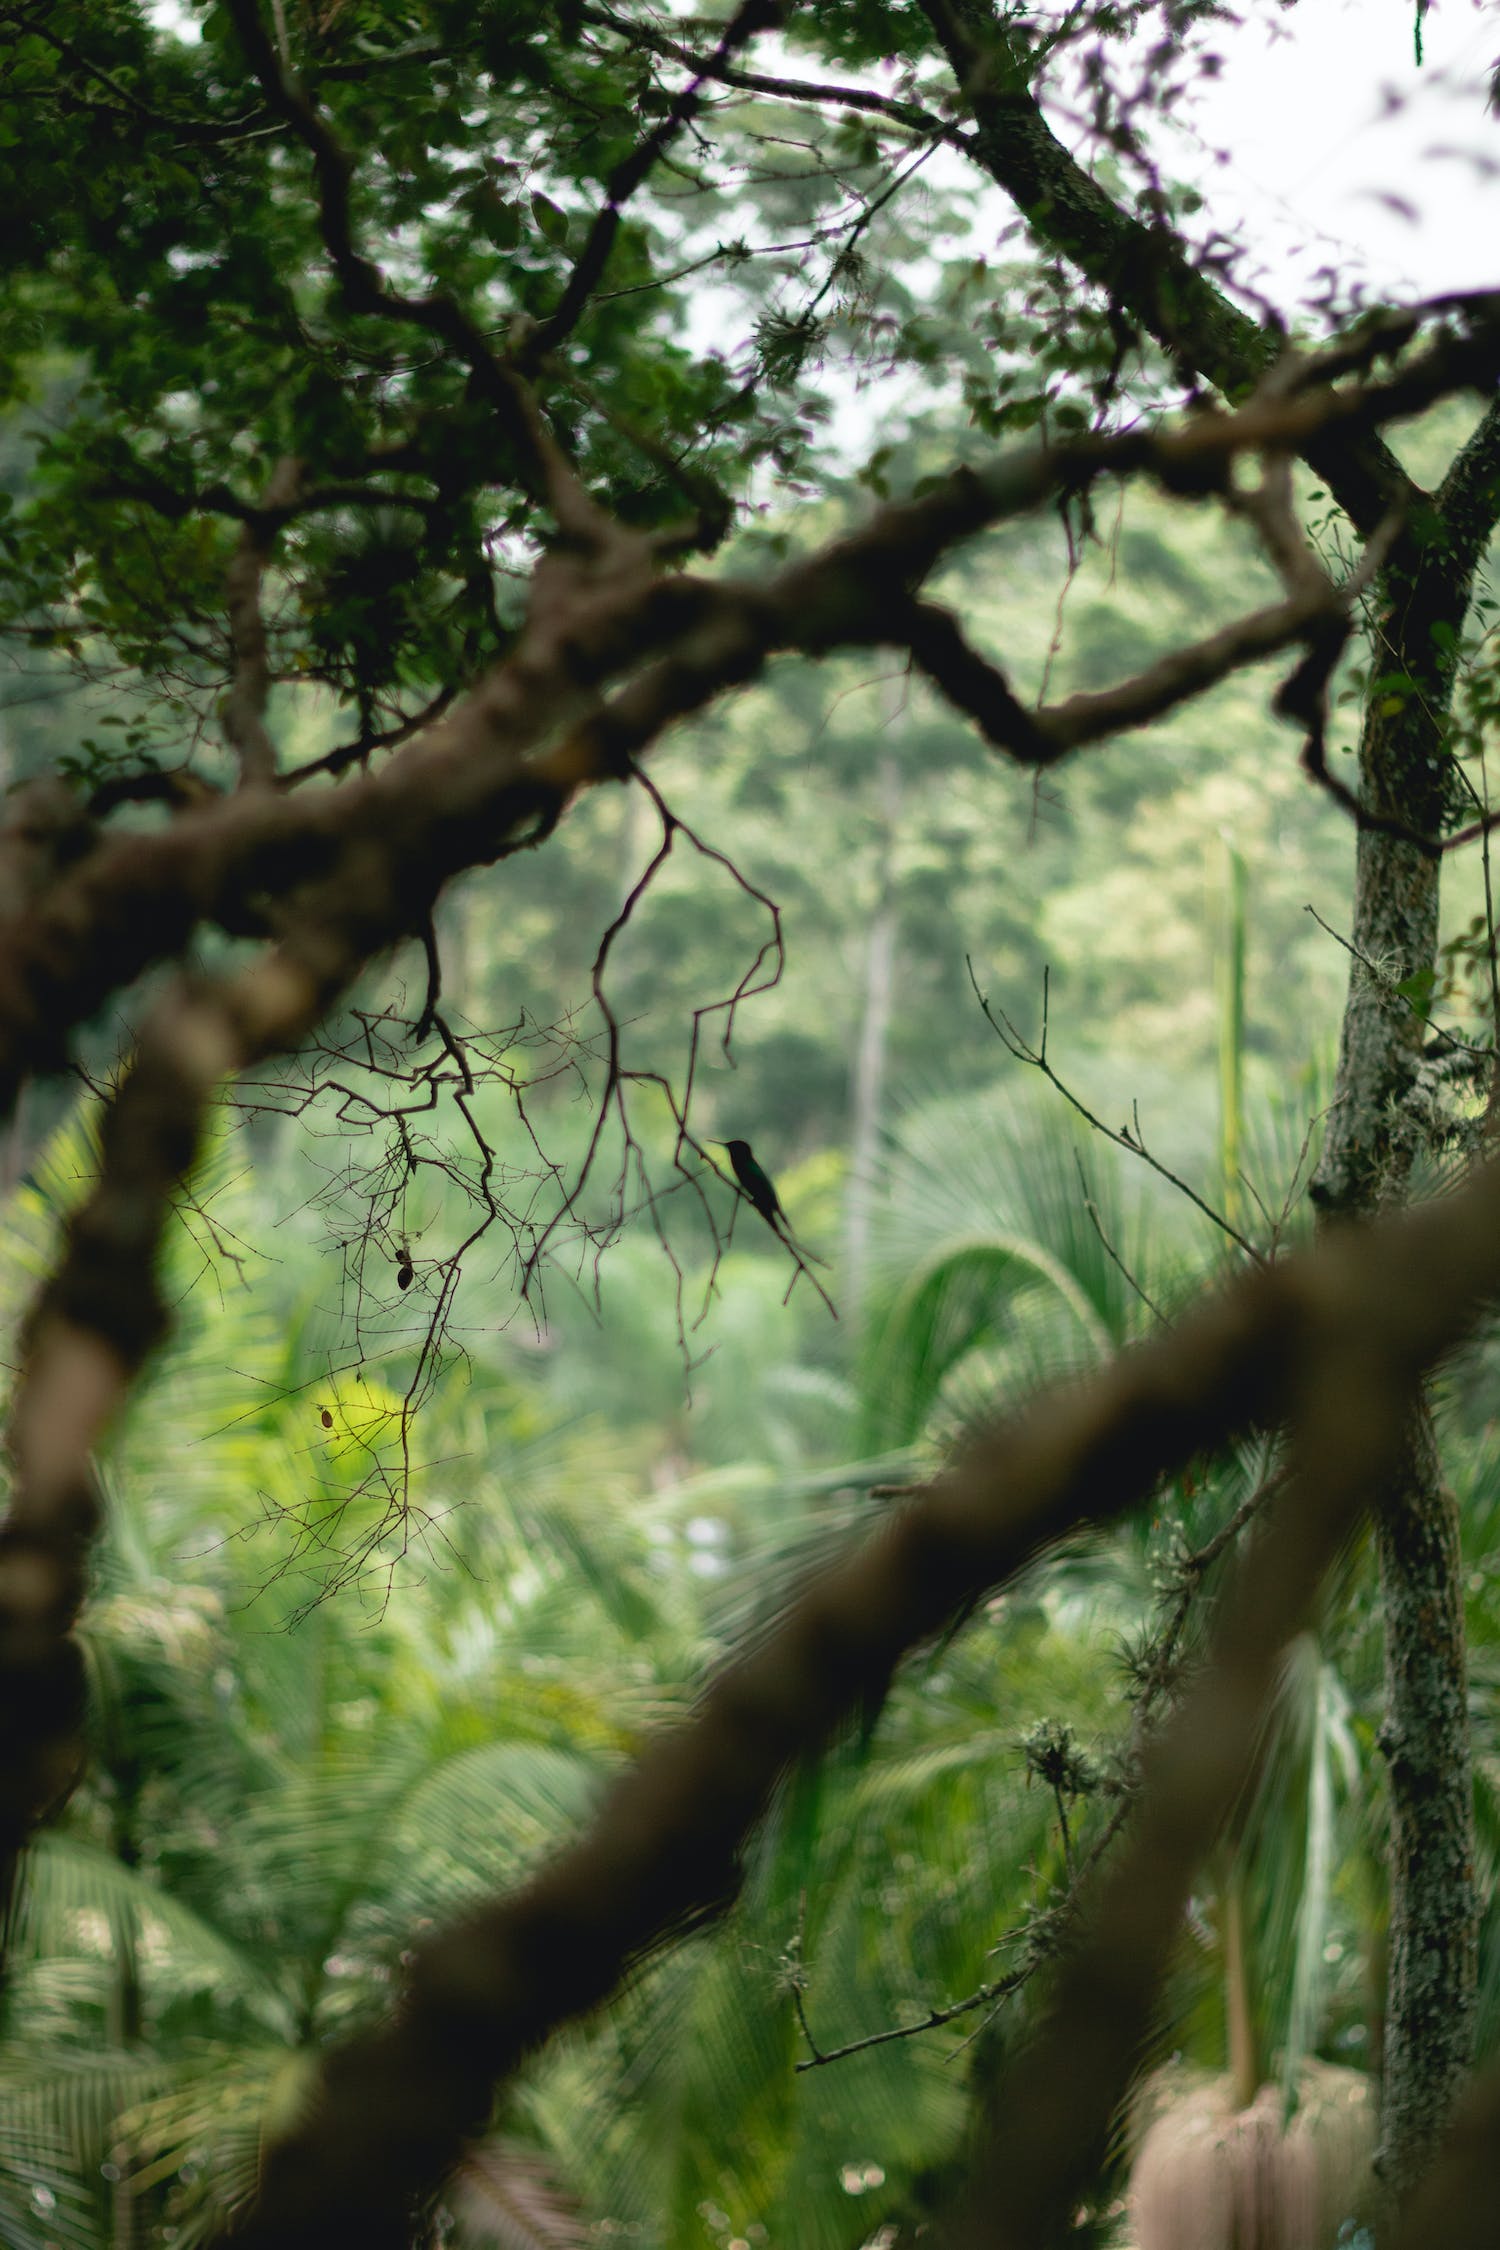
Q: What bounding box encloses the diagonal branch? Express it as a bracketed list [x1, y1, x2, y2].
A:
[1434, 388, 1500, 558]
[581, 4, 974, 149]
[902, 573, 1363, 763]
[793, 1473, 1278, 2064]
[0, 326, 1496, 1128]
[952, 1271, 1433, 2247]
[968, 961, 1262, 1257]
[523, 0, 786, 365]
[225, 1147, 1500, 2250]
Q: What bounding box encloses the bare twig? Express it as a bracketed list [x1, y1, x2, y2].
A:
[1073, 1148, 1169, 1324]
[968, 960, 1263, 1260]
[795, 1963, 1032, 2072]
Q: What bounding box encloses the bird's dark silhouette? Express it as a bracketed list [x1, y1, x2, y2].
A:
[719, 1138, 790, 1238]
[717, 1139, 835, 1307]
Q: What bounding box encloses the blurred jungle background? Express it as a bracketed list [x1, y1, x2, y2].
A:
[1, 0, 1499, 2244]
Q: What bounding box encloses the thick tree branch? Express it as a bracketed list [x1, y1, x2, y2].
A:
[0, 329, 1495, 1126]
[225, 1150, 1500, 2249]
[0, 936, 347, 1929]
[1434, 388, 1500, 557]
[954, 1265, 1441, 2247]
[903, 573, 1368, 764]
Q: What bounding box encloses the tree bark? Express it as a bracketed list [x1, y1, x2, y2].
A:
[1371, 1412, 1474, 2202]
[1310, 512, 1492, 2205]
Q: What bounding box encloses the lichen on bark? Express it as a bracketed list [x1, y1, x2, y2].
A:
[1310, 515, 1489, 2210]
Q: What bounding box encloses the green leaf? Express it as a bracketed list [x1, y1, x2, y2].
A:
[530, 192, 570, 245]
[466, 181, 523, 249]
[1394, 967, 1436, 1017]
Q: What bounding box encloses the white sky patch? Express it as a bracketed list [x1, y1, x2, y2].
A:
[145, 0, 200, 39]
[1160, 0, 1497, 305]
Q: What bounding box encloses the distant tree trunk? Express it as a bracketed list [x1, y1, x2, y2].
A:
[1310, 521, 1487, 2209]
[0, 1076, 27, 1195]
[1223, 1871, 1260, 2111]
[1213, 840, 1247, 1233]
[845, 730, 903, 1322]
[107, 1783, 143, 2250]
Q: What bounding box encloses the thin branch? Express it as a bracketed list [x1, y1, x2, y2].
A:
[0, 5, 271, 141]
[795, 1964, 1032, 2071]
[523, 0, 785, 365]
[1073, 1149, 1168, 1324]
[582, 7, 974, 149]
[1306, 904, 1490, 1061]
[968, 961, 1264, 1261]
[281, 685, 457, 787]
[222, 0, 604, 544]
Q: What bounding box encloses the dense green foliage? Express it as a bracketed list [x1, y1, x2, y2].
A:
[3, 1050, 1500, 2246]
[2, 0, 1499, 2243]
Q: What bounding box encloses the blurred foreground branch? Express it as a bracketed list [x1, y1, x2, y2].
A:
[227, 1157, 1500, 2247]
[2, 311, 1497, 1120]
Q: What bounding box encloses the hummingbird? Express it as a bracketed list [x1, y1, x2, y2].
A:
[718, 1138, 791, 1240]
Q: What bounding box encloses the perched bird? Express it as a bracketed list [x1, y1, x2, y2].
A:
[719, 1138, 790, 1239]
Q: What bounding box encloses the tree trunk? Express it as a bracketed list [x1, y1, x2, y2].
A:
[895, 5, 1500, 2213]
[845, 737, 903, 1320]
[1310, 539, 1480, 2208]
[1373, 1411, 1473, 2202]
[1224, 1870, 1260, 2111]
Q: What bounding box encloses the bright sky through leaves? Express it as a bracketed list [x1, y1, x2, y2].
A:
[1165, 0, 1496, 305]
